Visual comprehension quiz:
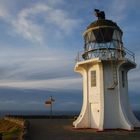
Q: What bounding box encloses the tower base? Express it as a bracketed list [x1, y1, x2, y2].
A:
[73, 58, 140, 130]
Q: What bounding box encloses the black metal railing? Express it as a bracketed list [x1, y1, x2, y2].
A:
[76, 47, 135, 63]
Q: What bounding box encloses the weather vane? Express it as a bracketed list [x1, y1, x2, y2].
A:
[94, 9, 105, 19]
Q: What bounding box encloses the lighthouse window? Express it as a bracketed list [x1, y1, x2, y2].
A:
[122, 71, 125, 87]
[91, 71, 96, 87]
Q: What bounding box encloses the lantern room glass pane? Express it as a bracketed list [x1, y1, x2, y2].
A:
[113, 30, 122, 42]
[92, 28, 114, 43]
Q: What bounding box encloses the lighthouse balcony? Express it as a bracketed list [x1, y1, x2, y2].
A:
[76, 46, 135, 64]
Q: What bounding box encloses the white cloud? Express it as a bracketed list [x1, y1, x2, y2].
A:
[0, 0, 81, 45]
[0, 7, 8, 18]
[0, 46, 75, 79]
[0, 1, 81, 44]
[12, 14, 43, 44]
[26, 101, 42, 105]
[0, 0, 11, 19]
[108, 0, 140, 23]
[46, 0, 64, 5]
[0, 43, 80, 91]
[44, 7, 80, 34]
[0, 100, 17, 104]
[11, 4, 47, 44]
[0, 77, 82, 90]
[108, 0, 129, 22]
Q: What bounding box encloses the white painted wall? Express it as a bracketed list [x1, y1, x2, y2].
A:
[103, 61, 121, 128]
[73, 58, 140, 130]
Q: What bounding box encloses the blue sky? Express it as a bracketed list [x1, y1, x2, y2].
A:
[0, 0, 140, 112]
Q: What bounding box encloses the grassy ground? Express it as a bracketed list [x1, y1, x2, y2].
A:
[0, 119, 22, 140]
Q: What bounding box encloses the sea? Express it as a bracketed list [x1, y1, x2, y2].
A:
[0, 110, 80, 118]
[0, 110, 140, 121]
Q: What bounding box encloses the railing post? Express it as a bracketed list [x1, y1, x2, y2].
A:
[75, 52, 80, 62]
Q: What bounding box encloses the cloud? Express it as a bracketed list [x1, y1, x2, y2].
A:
[0, 1, 81, 44]
[46, 0, 64, 5]
[0, 46, 81, 90]
[26, 101, 43, 105]
[44, 6, 80, 34]
[12, 12, 43, 44]
[0, 100, 17, 104]
[0, 0, 11, 19]
[0, 0, 139, 113]
[0, 1, 81, 46]
[0, 47, 75, 79]
[106, 0, 140, 25]
[0, 6, 8, 18]
[0, 77, 82, 90]
[106, 0, 127, 22]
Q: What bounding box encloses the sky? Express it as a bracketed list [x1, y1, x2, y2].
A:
[0, 0, 140, 113]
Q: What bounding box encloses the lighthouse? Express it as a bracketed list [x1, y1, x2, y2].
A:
[73, 9, 140, 131]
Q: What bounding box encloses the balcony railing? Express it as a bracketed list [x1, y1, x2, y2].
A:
[75, 47, 135, 63]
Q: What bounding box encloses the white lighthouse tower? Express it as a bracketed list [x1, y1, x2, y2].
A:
[73, 9, 140, 131]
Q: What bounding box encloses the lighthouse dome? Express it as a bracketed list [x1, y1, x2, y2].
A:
[87, 19, 122, 31]
[84, 19, 123, 44]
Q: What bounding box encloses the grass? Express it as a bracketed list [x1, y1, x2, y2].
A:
[0, 119, 22, 140]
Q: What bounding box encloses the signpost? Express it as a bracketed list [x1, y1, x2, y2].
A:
[45, 96, 55, 118]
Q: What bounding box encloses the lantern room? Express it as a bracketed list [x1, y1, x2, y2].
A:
[82, 9, 125, 60]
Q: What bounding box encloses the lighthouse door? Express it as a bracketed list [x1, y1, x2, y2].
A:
[89, 69, 100, 128]
[90, 101, 100, 128]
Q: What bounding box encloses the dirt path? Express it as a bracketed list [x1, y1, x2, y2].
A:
[28, 119, 140, 140]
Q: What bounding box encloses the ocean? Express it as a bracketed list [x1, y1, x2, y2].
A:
[0, 110, 140, 121]
[0, 110, 80, 117]
[134, 111, 140, 120]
